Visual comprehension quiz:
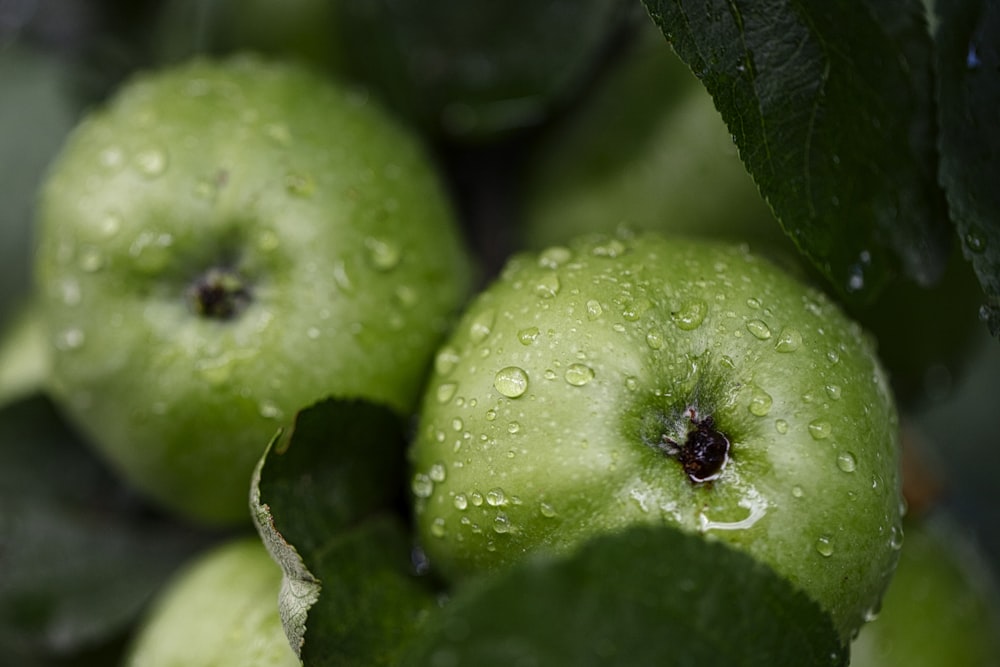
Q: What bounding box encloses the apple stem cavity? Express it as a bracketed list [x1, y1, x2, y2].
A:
[188, 267, 252, 320]
[657, 408, 731, 484]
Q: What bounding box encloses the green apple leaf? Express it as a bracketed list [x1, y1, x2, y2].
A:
[250, 397, 436, 666]
[401, 525, 848, 667]
[935, 0, 1000, 336]
[0, 396, 210, 663]
[641, 0, 951, 302]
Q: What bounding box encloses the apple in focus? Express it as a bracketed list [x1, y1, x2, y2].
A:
[410, 232, 902, 641]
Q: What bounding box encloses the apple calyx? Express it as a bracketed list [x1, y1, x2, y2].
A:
[187, 267, 252, 320]
[656, 407, 731, 484]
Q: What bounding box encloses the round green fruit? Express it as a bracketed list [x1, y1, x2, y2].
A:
[125, 536, 299, 667]
[410, 232, 902, 641]
[35, 56, 472, 525]
[851, 513, 1000, 666]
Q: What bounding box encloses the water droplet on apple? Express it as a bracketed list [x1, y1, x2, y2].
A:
[485, 409, 497, 421]
[436, 382, 458, 403]
[748, 386, 773, 416]
[825, 384, 842, 400]
[453, 494, 469, 510]
[746, 319, 772, 340]
[364, 237, 401, 271]
[537, 246, 572, 269]
[539, 502, 557, 518]
[889, 523, 903, 550]
[586, 299, 603, 320]
[672, 299, 708, 330]
[98, 146, 124, 169]
[285, 171, 315, 197]
[494, 366, 529, 398]
[564, 363, 595, 387]
[99, 213, 122, 238]
[836, 451, 857, 473]
[486, 488, 506, 507]
[492, 512, 511, 533]
[746, 297, 762, 309]
[469, 309, 495, 343]
[470, 491, 484, 506]
[430, 517, 446, 538]
[517, 327, 540, 345]
[55, 328, 85, 351]
[774, 327, 802, 352]
[791, 485, 804, 498]
[808, 419, 832, 440]
[775, 419, 789, 434]
[625, 376, 639, 391]
[435, 347, 460, 375]
[451, 418, 463, 432]
[135, 148, 168, 177]
[645, 329, 664, 350]
[411, 473, 434, 498]
[826, 349, 841, 364]
[815, 535, 835, 557]
[534, 273, 561, 298]
[507, 421, 521, 434]
[258, 400, 283, 420]
[429, 462, 447, 482]
[590, 238, 626, 257]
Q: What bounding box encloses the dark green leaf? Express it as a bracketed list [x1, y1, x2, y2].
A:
[0, 396, 210, 663]
[935, 0, 1000, 336]
[250, 397, 435, 665]
[402, 525, 847, 667]
[642, 0, 951, 301]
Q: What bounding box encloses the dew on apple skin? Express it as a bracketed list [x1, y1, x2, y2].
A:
[494, 366, 529, 398]
[748, 386, 773, 416]
[585, 299, 603, 320]
[808, 419, 832, 440]
[645, 329, 664, 350]
[492, 512, 511, 534]
[775, 419, 789, 434]
[364, 236, 401, 271]
[517, 327, 540, 345]
[836, 451, 857, 473]
[774, 327, 802, 352]
[485, 408, 497, 421]
[434, 347, 461, 375]
[815, 535, 835, 557]
[507, 421, 521, 434]
[469, 491, 484, 507]
[825, 384, 842, 400]
[134, 147, 168, 177]
[672, 299, 708, 330]
[564, 363, 595, 387]
[425, 464, 445, 484]
[430, 517, 446, 538]
[539, 502, 557, 518]
[436, 382, 458, 403]
[746, 319, 772, 340]
[486, 488, 507, 507]
[450, 418, 463, 432]
[469, 309, 495, 344]
[55, 327, 85, 351]
[258, 400, 283, 420]
[533, 273, 561, 298]
[453, 494, 469, 510]
[537, 245, 572, 269]
[792, 485, 805, 498]
[411, 473, 434, 499]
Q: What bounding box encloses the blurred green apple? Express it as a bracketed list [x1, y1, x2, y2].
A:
[34, 55, 473, 525]
[410, 232, 902, 641]
[126, 536, 299, 667]
[851, 512, 1000, 666]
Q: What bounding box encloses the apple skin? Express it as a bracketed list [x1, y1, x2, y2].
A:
[35, 55, 473, 525]
[410, 232, 902, 641]
[125, 536, 300, 667]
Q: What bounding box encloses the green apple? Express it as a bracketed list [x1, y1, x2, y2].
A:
[850, 513, 1000, 666]
[518, 21, 793, 260]
[409, 232, 902, 641]
[125, 536, 300, 667]
[34, 55, 473, 525]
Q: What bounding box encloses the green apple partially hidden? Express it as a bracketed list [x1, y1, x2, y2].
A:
[125, 536, 300, 667]
[35, 56, 472, 525]
[410, 232, 902, 641]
